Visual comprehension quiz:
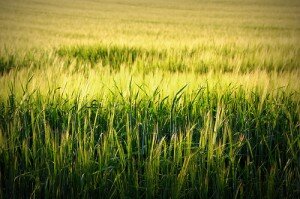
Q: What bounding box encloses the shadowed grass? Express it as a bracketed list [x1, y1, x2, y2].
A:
[56, 44, 300, 73]
[0, 43, 298, 74]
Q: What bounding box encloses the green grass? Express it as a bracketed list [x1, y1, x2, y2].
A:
[0, 0, 299, 198]
[56, 44, 299, 73]
[0, 83, 299, 198]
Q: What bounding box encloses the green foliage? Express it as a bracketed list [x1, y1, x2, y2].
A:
[57, 45, 167, 70]
[0, 84, 299, 198]
[0, 0, 299, 198]
[0, 50, 54, 74]
[56, 44, 299, 73]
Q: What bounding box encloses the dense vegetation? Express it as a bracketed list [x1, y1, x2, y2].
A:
[0, 0, 299, 198]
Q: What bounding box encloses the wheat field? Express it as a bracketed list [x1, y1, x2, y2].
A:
[0, 0, 299, 198]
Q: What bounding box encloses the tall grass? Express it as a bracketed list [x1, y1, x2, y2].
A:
[0, 43, 299, 198]
[0, 0, 299, 198]
[0, 80, 299, 198]
[56, 44, 299, 73]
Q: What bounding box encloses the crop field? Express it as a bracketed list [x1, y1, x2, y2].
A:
[0, 0, 299, 198]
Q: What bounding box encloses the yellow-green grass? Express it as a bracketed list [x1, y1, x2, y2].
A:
[0, 0, 299, 49]
[0, 0, 299, 198]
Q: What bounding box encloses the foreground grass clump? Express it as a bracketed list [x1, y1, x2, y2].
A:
[0, 84, 299, 198]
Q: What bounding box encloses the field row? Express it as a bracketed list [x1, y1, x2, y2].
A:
[0, 43, 299, 75]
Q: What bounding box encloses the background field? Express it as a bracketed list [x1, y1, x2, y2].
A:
[0, 0, 299, 198]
